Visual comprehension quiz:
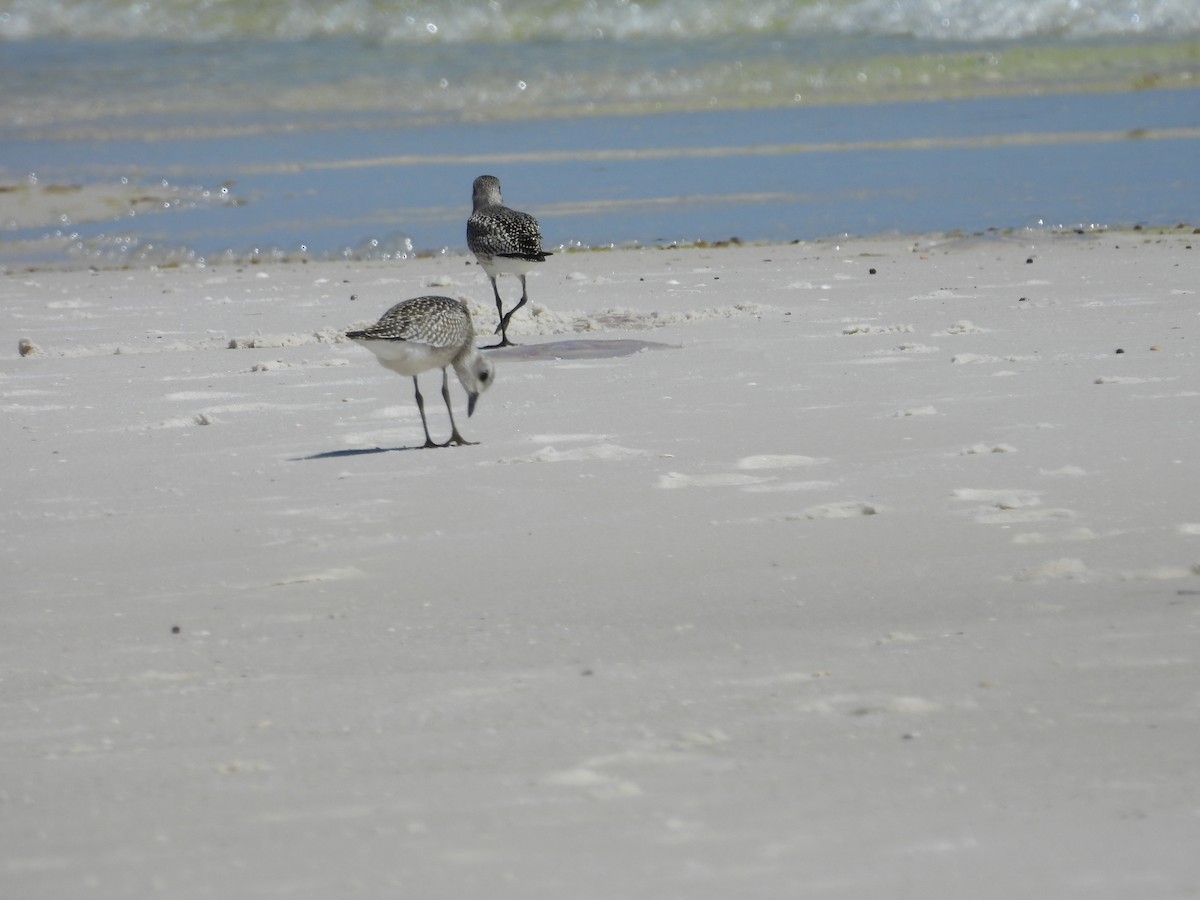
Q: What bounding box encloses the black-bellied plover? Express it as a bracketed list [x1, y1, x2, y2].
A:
[346, 296, 494, 448]
[467, 174, 551, 348]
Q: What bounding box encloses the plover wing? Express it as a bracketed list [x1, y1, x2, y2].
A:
[347, 295, 473, 349]
[468, 207, 548, 263]
[467, 174, 550, 264]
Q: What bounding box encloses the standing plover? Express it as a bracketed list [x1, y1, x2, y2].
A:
[467, 174, 551, 347]
[346, 296, 494, 448]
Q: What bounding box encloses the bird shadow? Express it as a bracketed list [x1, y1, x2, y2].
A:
[296, 445, 423, 461]
[483, 338, 678, 360]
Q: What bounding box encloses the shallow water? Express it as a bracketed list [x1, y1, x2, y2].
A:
[3, 87, 1197, 267]
[1, 0, 1198, 267]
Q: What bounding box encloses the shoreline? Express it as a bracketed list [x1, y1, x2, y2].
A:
[3, 220, 1197, 278]
[4, 86, 1199, 269]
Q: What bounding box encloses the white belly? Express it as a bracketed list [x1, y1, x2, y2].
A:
[478, 254, 541, 278]
[352, 337, 456, 377]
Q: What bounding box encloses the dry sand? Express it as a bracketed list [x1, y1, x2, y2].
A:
[3, 230, 1199, 897]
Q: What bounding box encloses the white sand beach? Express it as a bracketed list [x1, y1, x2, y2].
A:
[3, 231, 1199, 896]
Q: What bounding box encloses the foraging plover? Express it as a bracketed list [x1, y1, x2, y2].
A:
[467, 174, 551, 347]
[346, 296, 494, 448]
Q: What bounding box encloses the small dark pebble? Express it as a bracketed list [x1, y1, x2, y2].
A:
[1115, 348, 1125, 354]
[1026, 257, 1034, 264]
[171, 625, 181, 634]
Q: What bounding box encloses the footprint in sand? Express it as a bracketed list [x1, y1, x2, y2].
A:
[792, 501, 880, 520]
[658, 454, 831, 491]
[542, 767, 643, 801]
[543, 731, 731, 802]
[1011, 527, 1104, 545]
[735, 454, 830, 470]
[976, 506, 1076, 525]
[960, 443, 1018, 455]
[269, 566, 363, 588]
[841, 323, 915, 335]
[1014, 557, 1200, 584]
[522, 444, 647, 463]
[952, 487, 1076, 525]
[1040, 465, 1088, 477]
[934, 319, 986, 336]
[656, 472, 768, 489]
[951, 488, 1039, 506]
[497, 440, 648, 464]
[1093, 375, 1154, 385]
[1013, 557, 1093, 583]
[742, 480, 838, 494]
[165, 390, 244, 402]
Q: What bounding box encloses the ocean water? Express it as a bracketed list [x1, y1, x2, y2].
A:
[2, 0, 1198, 267]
